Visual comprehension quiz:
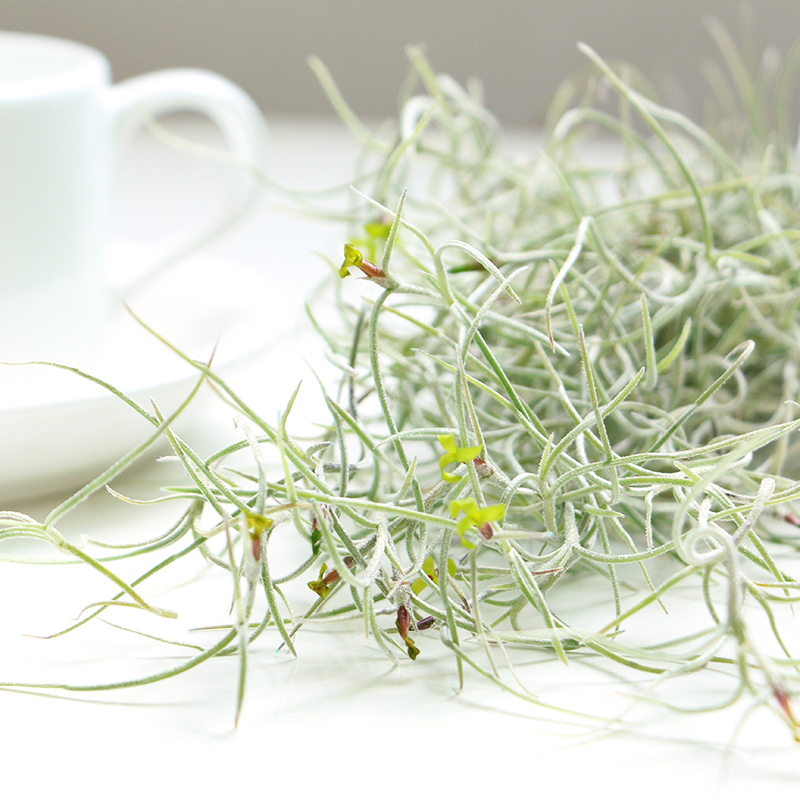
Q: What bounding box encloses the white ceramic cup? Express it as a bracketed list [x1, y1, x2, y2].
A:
[0, 31, 267, 363]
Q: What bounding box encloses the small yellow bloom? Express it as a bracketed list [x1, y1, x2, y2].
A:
[339, 243, 364, 278]
[411, 555, 457, 594]
[244, 511, 273, 537]
[339, 243, 388, 282]
[450, 497, 506, 547]
[437, 434, 482, 484]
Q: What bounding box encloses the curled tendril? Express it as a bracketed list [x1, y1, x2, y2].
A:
[682, 525, 744, 635]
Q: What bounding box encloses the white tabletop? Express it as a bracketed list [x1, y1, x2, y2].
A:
[2, 116, 798, 798]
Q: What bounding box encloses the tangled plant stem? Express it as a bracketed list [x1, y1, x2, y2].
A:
[3, 36, 800, 737]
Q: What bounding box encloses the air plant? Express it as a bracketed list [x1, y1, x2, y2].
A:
[2, 33, 800, 739]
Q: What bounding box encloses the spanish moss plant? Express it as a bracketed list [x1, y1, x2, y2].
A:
[3, 36, 800, 737]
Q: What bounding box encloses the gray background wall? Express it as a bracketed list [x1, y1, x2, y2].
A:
[3, 1, 800, 126]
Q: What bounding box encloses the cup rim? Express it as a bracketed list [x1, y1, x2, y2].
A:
[0, 31, 110, 98]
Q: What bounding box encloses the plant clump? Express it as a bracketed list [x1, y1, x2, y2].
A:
[2, 36, 800, 736]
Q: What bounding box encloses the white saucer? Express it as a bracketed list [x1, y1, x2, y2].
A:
[0, 241, 292, 503]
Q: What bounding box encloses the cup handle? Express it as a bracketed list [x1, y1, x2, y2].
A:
[108, 69, 268, 290]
